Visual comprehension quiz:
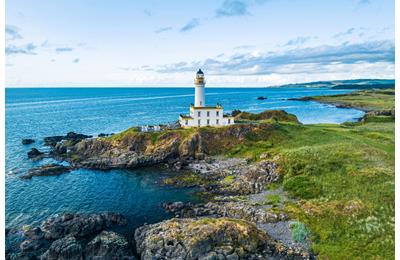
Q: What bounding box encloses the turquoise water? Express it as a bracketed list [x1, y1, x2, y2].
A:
[5, 87, 363, 228]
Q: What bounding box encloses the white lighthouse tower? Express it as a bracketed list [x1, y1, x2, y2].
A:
[179, 69, 234, 128]
[194, 69, 205, 107]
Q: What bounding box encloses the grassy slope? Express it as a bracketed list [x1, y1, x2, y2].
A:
[228, 89, 394, 259]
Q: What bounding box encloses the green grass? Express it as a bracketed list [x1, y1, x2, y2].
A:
[310, 89, 394, 111]
[264, 194, 281, 206]
[225, 90, 394, 259]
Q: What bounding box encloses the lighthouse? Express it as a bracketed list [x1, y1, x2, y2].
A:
[179, 69, 235, 128]
[194, 69, 205, 107]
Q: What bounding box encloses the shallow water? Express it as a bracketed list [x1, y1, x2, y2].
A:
[5, 87, 363, 228]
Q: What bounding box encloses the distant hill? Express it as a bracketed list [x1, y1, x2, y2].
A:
[274, 79, 395, 89]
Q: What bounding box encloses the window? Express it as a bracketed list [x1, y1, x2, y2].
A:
[228, 119, 231, 124]
[216, 111, 219, 116]
[185, 120, 188, 125]
[198, 119, 201, 126]
[198, 111, 201, 117]
[207, 119, 210, 125]
[216, 119, 219, 125]
[207, 111, 210, 117]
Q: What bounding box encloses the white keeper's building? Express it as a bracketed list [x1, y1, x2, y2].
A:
[179, 69, 235, 128]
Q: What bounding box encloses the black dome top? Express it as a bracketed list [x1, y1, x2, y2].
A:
[196, 69, 204, 75]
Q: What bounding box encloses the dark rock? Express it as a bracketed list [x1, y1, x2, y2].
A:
[20, 164, 71, 179]
[20, 239, 44, 252]
[40, 235, 83, 260]
[22, 139, 35, 145]
[257, 96, 267, 100]
[23, 226, 44, 240]
[40, 212, 127, 240]
[43, 136, 64, 147]
[85, 231, 134, 259]
[44, 132, 92, 147]
[52, 143, 67, 155]
[27, 148, 44, 159]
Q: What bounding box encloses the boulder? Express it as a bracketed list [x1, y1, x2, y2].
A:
[40, 212, 127, 240]
[27, 148, 44, 159]
[40, 235, 83, 260]
[20, 239, 45, 252]
[22, 139, 35, 145]
[20, 164, 71, 179]
[85, 231, 134, 259]
[135, 218, 271, 259]
[135, 218, 313, 259]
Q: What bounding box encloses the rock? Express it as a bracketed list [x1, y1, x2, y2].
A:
[40, 235, 83, 260]
[22, 139, 35, 145]
[257, 96, 267, 100]
[163, 201, 287, 223]
[43, 136, 64, 147]
[20, 239, 44, 252]
[135, 217, 312, 259]
[23, 226, 44, 240]
[85, 231, 134, 259]
[44, 132, 92, 147]
[27, 148, 44, 159]
[40, 212, 127, 240]
[53, 143, 67, 154]
[20, 164, 71, 179]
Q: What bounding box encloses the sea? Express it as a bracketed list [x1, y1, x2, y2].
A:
[5, 87, 364, 230]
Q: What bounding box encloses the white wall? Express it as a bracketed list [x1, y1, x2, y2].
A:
[180, 108, 234, 127]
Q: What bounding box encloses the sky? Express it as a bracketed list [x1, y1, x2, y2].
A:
[5, 0, 395, 87]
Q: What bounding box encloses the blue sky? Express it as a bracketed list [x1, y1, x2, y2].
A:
[5, 0, 395, 87]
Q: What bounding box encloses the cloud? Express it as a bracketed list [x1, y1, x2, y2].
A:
[5, 43, 37, 55]
[284, 36, 315, 46]
[180, 19, 200, 32]
[333, 28, 356, 38]
[155, 26, 173, 34]
[56, 47, 74, 53]
[73, 58, 80, 63]
[216, 0, 250, 17]
[234, 45, 255, 50]
[5, 25, 23, 40]
[146, 40, 394, 76]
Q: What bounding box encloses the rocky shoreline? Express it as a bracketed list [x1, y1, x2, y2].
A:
[9, 111, 317, 259]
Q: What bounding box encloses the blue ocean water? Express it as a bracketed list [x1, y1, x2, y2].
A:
[5, 87, 363, 229]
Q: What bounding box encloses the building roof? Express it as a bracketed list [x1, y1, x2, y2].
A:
[196, 69, 204, 75]
[179, 114, 193, 119]
[190, 106, 223, 110]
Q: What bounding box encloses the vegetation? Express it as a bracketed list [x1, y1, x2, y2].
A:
[303, 89, 395, 111]
[290, 221, 310, 243]
[226, 89, 394, 259]
[234, 109, 299, 123]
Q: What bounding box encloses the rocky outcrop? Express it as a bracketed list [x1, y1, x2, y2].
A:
[20, 164, 71, 179]
[40, 212, 127, 240]
[135, 218, 313, 260]
[44, 132, 92, 147]
[22, 139, 35, 145]
[163, 201, 288, 223]
[27, 148, 44, 159]
[61, 123, 279, 170]
[40, 235, 83, 260]
[85, 231, 135, 259]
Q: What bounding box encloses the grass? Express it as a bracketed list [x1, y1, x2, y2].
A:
[264, 194, 281, 206]
[225, 89, 394, 259]
[309, 89, 395, 111]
